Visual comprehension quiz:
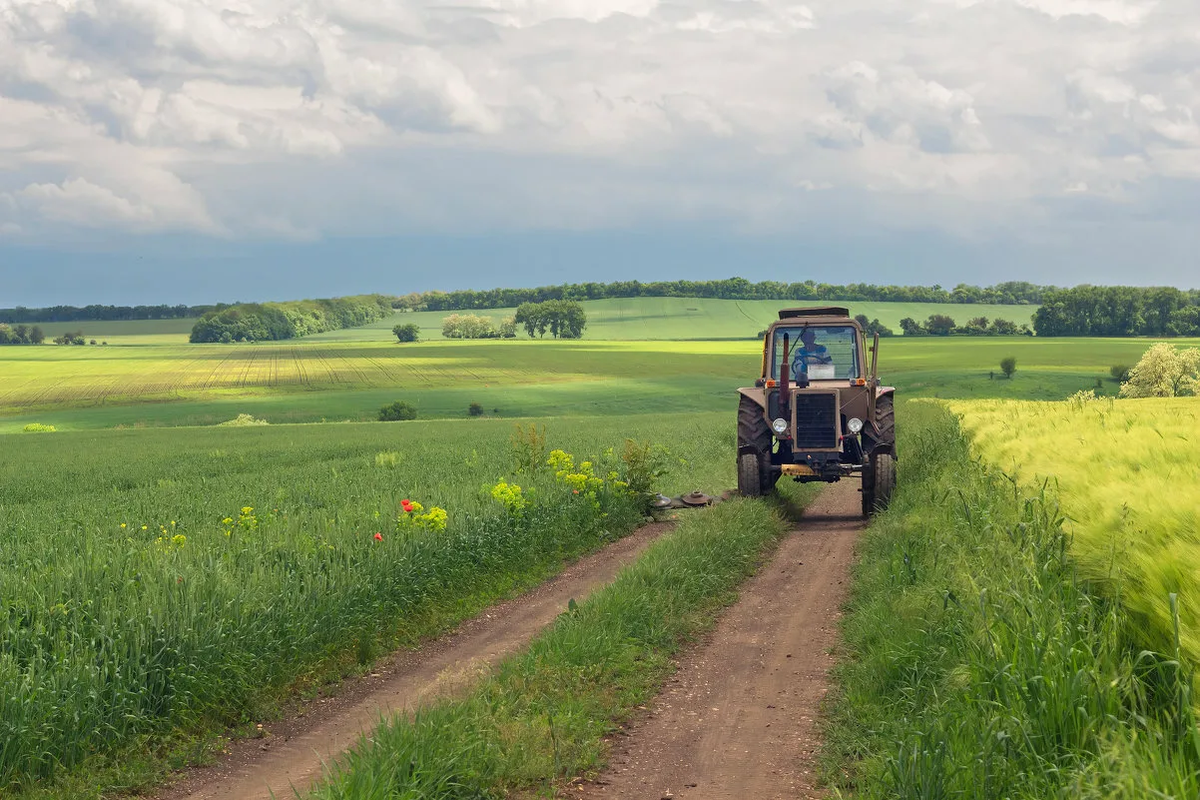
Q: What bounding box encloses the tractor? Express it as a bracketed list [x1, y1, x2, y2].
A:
[736, 307, 897, 515]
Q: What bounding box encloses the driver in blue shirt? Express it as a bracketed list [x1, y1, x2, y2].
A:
[792, 328, 832, 377]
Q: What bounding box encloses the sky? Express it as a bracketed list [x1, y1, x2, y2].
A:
[1, 0, 1198, 306]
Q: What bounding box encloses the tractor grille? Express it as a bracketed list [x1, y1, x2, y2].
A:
[793, 392, 838, 449]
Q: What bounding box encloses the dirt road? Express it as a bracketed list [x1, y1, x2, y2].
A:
[577, 480, 862, 800]
[155, 521, 677, 800]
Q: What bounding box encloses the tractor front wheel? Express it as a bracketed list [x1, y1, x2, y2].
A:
[738, 451, 762, 498]
[861, 462, 875, 516]
[863, 452, 896, 516]
[737, 396, 775, 496]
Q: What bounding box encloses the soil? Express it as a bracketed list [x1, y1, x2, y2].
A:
[153, 520, 679, 800]
[574, 480, 863, 800]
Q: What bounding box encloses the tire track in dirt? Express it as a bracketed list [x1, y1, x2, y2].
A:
[153, 520, 681, 800]
[577, 480, 863, 800]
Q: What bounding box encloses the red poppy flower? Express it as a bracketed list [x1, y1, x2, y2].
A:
[401, 499, 413, 513]
[374, 532, 383, 541]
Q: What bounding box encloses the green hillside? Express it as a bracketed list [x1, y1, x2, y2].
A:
[312, 297, 1039, 342]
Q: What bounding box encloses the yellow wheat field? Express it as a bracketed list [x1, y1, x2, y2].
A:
[949, 395, 1200, 663]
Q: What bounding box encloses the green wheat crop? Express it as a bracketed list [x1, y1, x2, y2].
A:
[950, 395, 1200, 688]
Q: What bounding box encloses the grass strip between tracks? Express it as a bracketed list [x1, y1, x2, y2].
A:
[821, 400, 1200, 798]
[304, 491, 800, 799]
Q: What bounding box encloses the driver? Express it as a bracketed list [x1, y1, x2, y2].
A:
[792, 327, 832, 376]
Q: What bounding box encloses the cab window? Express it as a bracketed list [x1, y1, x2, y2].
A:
[769, 325, 860, 380]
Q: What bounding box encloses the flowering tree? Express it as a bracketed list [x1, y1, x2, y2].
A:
[1119, 343, 1200, 397]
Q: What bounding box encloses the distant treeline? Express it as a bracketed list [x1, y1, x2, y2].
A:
[1033, 286, 1200, 337]
[395, 278, 1053, 312]
[0, 323, 45, 345]
[189, 295, 394, 343]
[0, 304, 219, 323]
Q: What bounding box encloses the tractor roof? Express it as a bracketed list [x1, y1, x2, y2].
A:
[777, 306, 851, 320]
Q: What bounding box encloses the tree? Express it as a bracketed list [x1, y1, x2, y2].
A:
[379, 401, 418, 421]
[468, 402, 484, 416]
[961, 316, 990, 335]
[1168, 306, 1200, 337]
[1119, 343, 1200, 397]
[899, 317, 923, 336]
[393, 323, 420, 342]
[854, 314, 894, 337]
[988, 318, 1019, 336]
[514, 300, 587, 339]
[514, 302, 547, 338]
[1000, 356, 1017, 378]
[441, 313, 500, 339]
[925, 314, 956, 336]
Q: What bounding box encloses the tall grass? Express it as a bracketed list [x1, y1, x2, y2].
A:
[305, 493, 794, 799]
[949, 396, 1200, 679]
[0, 414, 729, 796]
[823, 400, 1200, 798]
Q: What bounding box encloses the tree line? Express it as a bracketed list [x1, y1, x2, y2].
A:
[394, 278, 1053, 312]
[1032, 286, 1200, 337]
[0, 323, 45, 344]
[0, 303, 220, 323]
[900, 315, 1033, 336]
[189, 295, 394, 343]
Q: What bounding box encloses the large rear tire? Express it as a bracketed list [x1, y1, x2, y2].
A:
[738, 451, 762, 498]
[865, 392, 896, 458]
[737, 396, 776, 494]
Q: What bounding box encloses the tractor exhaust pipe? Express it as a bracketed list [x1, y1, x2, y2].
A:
[779, 332, 791, 431]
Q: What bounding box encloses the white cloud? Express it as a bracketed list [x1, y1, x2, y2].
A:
[0, 0, 1196, 244]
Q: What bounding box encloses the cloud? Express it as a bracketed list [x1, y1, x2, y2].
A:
[0, 0, 1196, 255]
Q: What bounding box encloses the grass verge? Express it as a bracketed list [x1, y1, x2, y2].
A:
[304, 490, 803, 799]
[821, 400, 1200, 798]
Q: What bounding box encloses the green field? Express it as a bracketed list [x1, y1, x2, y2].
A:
[951, 395, 1200, 675]
[3, 333, 1191, 433]
[8, 292, 1199, 799]
[1, 412, 732, 796]
[317, 297, 1040, 342]
[824, 400, 1200, 798]
[27, 318, 199, 345]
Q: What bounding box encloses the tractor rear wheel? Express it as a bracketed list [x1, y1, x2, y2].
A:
[865, 392, 896, 458]
[738, 452, 762, 497]
[737, 396, 776, 495]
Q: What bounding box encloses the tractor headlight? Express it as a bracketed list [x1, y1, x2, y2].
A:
[771, 417, 788, 434]
[847, 417, 864, 434]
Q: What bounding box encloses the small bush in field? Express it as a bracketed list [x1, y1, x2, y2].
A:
[379, 401, 417, 421]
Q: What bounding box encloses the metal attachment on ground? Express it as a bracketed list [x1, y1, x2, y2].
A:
[678, 491, 713, 507]
[652, 493, 674, 509]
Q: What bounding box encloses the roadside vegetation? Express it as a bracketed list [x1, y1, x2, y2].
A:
[950, 392, 1200, 690]
[0, 414, 729, 798]
[305, 490, 803, 799]
[823, 400, 1200, 797]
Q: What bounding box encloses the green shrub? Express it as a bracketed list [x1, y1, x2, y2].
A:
[1000, 355, 1017, 377]
[393, 323, 420, 343]
[22, 423, 57, 433]
[468, 402, 484, 417]
[379, 401, 417, 421]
